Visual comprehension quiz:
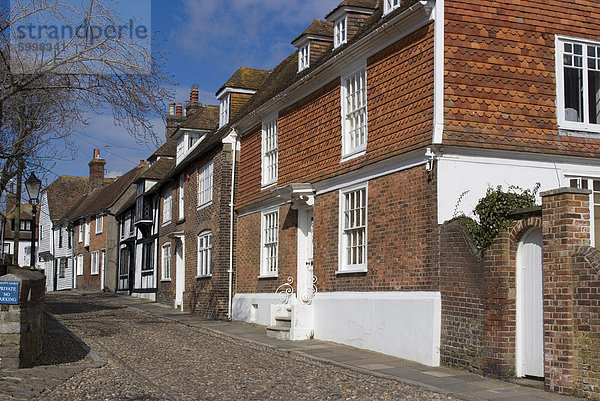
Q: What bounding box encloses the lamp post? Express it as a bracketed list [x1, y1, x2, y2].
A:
[25, 172, 41, 268]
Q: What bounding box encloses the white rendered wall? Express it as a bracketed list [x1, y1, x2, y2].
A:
[437, 149, 600, 224]
[232, 293, 282, 326]
[233, 291, 441, 367]
[312, 292, 441, 366]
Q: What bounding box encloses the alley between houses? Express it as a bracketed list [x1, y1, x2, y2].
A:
[10, 292, 453, 401]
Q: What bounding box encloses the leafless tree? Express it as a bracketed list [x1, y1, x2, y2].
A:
[0, 0, 173, 196]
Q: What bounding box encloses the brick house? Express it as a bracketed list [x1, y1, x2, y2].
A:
[155, 76, 266, 318]
[227, 0, 600, 396]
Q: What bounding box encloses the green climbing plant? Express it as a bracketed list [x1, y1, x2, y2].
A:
[452, 183, 540, 250]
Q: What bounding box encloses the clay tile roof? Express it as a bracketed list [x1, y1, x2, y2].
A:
[43, 176, 89, 220]
[291, 19, 333, 45]
[180, 105, 219, 131]
[137, 157, 175, 182]
[63, 163, 148, 221]
[325, 0, 378, 19]
[151, 140, 176, 159]
[216, 67, 271, 96]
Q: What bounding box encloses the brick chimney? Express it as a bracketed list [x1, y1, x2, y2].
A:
[166, 102, 186, 140]
[5, 192, 16, 213]
[88, 149, 106, 191]
[186, 85, 202, 116]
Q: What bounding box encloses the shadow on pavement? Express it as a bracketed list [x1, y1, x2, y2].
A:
[34, 312, 91, 366]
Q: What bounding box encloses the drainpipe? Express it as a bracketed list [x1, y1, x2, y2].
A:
[227, 129, 238, 320]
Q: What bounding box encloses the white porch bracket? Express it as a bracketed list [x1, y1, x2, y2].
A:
[271, 183, 315, 210]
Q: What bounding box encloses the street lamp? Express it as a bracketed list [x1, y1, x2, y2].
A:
[25, 172, 41, 267]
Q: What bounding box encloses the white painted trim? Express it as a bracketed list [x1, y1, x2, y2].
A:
[327, 7, 375, 22]
[237, 197, 288, 218]
[261, 113, 279, 188]
[292, 35, 333, 48]
[233, 1, 434, 133]
[341, 66, 368, 159]
[216, 87, 257, 100]
[432, 0, 444, 144]
[338, 182, 368, 273]
[260, 207, 280, 277]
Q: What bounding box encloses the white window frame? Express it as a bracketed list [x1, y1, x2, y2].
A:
[298, 43, 310, 72]
[162, 243, 171, 281]
[334, 16, 347, 48]
[78, 223, 83, 243]
[178, 175, 185, 220]
[341, 67, 368, 160]
[260, 208, 279, 278]
[383, 0, 401, 15]
[261, 116, 278, 187]
[219, 93, 230, 128]
[197, 231, 212, 277]
[101, 249, 106, 277]
[556, 36, 600, 132]
[76, 253, 83, 276]
[198, 161, 214, 208]
[95, 214, 103, 234]
[91, 250, 99, 275]
[338, 183, 368, 273]
[84, 220, 90, 247]
[163, 187, 172, 224]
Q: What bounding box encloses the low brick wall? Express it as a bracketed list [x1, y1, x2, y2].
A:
[0, 269, 45, 368]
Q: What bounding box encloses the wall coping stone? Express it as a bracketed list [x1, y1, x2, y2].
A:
[540, 187, 591, 197]
[510, 206, 542, 219]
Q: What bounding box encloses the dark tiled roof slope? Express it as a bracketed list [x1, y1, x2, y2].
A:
[180, 105, 219, 131]
[137, 157, 175, 181]
[152, 140, 177, 158]
[292, 19, 333, 44]
[64, 163, 147, 221]
[44, 176, 89, 220]
[216, 67, 271, 95]
[324, 0, 378, 19]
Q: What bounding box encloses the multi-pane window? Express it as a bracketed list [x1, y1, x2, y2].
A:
[197, 231, 212, 277]
[334, 16, 347, 48]
[91, 250, 99, 275]
[120, 248, 130, 277]
[179, 175, 185, 220]
[570, 177, 600, 247]
[384, 0, 400, 14]
[558, 38, 600, 129]
[340, 186, 367, 271]
[58, 228, 63, 248]
[19, 220, 31, 231]
[163, 187, 172, 223]
[84, 220, 90, 246]
[76, 254, 83, 276]
[142, 242, 154, 272]
[219, 94, 230, 128]
[198, 161, 213, 207]
[261, 210, 279, 276]
[59, 258, 67, 278]
[342, 69, 367, 157]
[298, 43, 310, 72]
[162, 243, 171, 280]
[262, 118, 278, 186]
[78, 223, 83, 243]
[95, 214, 103, 234]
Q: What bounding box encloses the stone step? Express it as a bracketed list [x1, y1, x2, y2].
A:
[266, 325, 290, 340]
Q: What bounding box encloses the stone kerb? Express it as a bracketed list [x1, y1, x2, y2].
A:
[0, 269, 45, 368]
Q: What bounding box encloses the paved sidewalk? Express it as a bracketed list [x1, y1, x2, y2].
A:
[102, 293, 582, 401]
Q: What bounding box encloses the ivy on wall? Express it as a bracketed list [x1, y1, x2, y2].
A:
[452, 184, 540, 250]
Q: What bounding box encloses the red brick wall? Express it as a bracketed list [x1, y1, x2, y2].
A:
[156, 145, 235, 320]
[444, 0, 600, 157]
[73, 219, 102, 292]
[237, 23, 434, 210]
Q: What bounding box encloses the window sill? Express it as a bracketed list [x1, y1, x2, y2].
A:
[177, 217, 185, 224]
[335, 267, 367, 275]
[258, 274, 278, 279]
[196, 274, 212, 279]
[341, 148, 366, 163]
[95, 232, 102, 235]
[197, 201, 212, 211]
[161, 220, 171, 227]
[91, 273, 99, 276]
[160, 278, 172, 283]
[261, 182, 277, 190]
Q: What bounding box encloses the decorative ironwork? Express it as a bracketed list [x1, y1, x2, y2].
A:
[298, 274, 318, 305]
[276, 277, 294, 304]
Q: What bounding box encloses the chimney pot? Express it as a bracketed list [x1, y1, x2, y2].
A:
[190, 86, 199, 103]
[93, 149, 100, 159]
[169, 103, 176, 116]
[176, 103, 183, 116]
[140, 160, 145, 165]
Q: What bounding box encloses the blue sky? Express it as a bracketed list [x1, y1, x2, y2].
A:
[46, 0, 340, 186]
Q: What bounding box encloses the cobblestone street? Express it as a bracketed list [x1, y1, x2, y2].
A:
[12, 293, 453, 401]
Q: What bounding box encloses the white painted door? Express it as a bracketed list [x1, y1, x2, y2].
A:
[516, 227, 544, 377]
[175, 241, 185, 311]
[297, 209, 314, 304]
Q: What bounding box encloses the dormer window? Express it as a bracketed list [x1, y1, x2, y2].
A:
[176, 129, 206, 165]
[219, 94, 230, 128]
[384, 0, 401, 15]
[298, 43, 310, 72]
[334, 16, 347, 48]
